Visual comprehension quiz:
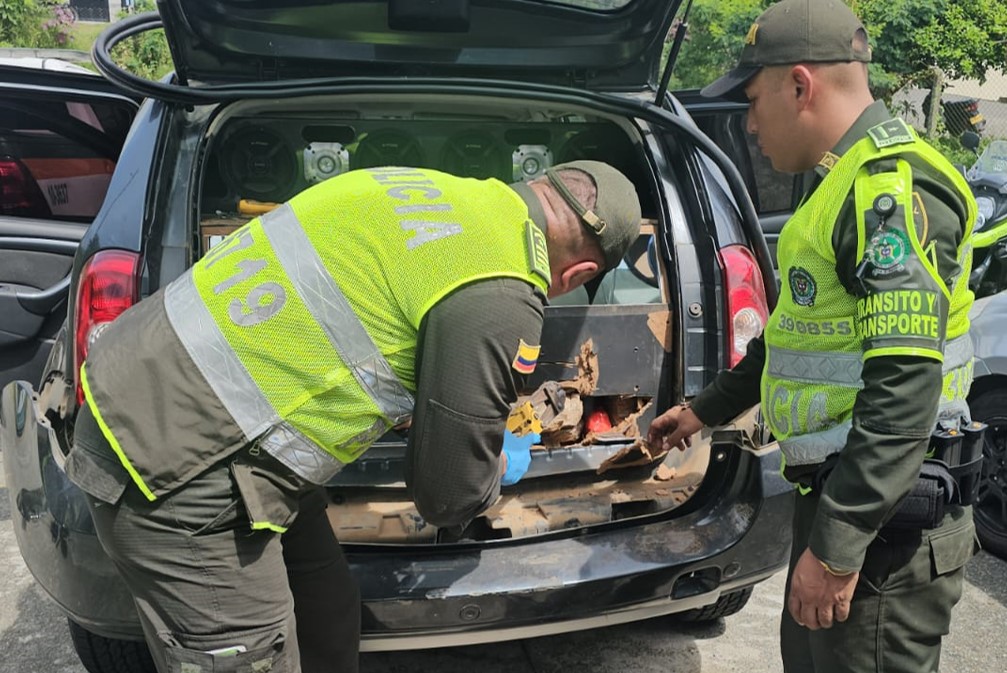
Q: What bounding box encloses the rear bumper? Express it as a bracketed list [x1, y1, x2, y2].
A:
[2, 379, 793, 648]
[351, 444, 793, 649]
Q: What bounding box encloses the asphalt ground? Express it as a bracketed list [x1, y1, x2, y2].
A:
[3, 457, 1006, 673]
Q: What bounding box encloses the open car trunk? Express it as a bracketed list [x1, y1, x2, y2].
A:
[192, 91, 703, 544]
[327, 320, 703, 544]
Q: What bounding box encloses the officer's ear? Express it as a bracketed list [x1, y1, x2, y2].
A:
[549, 260, 601, 299]
[791, 65, 814, 109]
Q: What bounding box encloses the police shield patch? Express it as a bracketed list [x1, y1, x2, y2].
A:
[512, 339, 541, 375]
[789, 267, 817, 307]
[867, 228, 908, 276]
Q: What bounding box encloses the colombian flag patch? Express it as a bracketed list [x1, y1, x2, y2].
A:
[512, 339, 541, 375]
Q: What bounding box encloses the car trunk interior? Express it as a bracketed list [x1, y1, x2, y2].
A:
[193, 94, 709, 544]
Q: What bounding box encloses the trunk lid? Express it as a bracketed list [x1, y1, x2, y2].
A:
[156, 0, 681, 89]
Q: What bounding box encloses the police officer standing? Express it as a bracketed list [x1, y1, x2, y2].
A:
[649, 1, 977, 671]
[65, 161, 641, 672]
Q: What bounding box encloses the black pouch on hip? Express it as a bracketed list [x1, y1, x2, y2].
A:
[884, 461, 955, 531]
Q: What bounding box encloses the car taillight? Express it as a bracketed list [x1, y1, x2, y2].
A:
[73, 250, 141, 406]
[0, 157, 51, 218]
[720, 244, 769, 367]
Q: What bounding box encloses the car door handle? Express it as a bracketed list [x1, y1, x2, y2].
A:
[16, 275, 71, 315]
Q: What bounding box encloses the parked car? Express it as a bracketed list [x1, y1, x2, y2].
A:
[1, 3, 794, 672]
[0, 56, 137, 394]
[692, 97, 1007, 560]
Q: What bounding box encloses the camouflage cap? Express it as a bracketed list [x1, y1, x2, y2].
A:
[544, 160, 642, 270]
[701, 0, 872, 101]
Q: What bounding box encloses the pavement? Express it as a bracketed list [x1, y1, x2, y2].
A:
[3, 456, 1006, 673]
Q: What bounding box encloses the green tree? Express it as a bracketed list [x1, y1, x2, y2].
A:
[855, 0, 1007, 98]
[667, 0, 769, 90]
[668, 0, 1007, 101]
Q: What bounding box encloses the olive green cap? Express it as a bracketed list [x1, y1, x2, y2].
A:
[544, 160, 642, 270]
[702, 0, 872, 101]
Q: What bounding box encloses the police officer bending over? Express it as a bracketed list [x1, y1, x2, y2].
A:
[649, 1, 979, 672]
[65, 161, 641, 673]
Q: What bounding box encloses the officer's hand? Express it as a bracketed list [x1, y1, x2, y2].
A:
[788, 547, 859, 630]
[500, 431, 540, 486]
[647, 404, 704, 452]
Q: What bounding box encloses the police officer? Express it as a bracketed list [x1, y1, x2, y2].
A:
[648, 1, 977, 671]
[65, 161, 641, 673]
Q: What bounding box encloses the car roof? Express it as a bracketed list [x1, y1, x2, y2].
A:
[0, 56, 95, 75]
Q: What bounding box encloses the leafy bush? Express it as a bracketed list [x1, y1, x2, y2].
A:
[0, 0, 75, 48]
[109, 0, 173, 81]
[929, 133, 985, 170]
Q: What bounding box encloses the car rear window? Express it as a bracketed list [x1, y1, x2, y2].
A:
[0, 94, 133, 223]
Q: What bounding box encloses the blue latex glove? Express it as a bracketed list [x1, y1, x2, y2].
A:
[501, 430, 540, 486]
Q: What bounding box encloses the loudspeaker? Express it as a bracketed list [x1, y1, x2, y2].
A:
[303, 142, 350, 184]
[512, 145, 552, 182]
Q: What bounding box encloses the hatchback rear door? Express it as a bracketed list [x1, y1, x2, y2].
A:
[154, 0, 681, 89]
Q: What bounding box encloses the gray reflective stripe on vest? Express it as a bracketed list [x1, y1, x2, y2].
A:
[257, 422, 347, 482]
[767, 348, 863, 387]
[164, 273, 277, 439]
[164, 273, 348, 483]
[775, 334, 975, 466]
[779, 420, 852, 467]
[261, 204, 415, 425]
[938, 334, 973, 423]
[943, 334, 972, 370]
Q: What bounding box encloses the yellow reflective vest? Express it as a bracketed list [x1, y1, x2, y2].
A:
[83, 167, 550, 499]
[761, 119, 976, 468]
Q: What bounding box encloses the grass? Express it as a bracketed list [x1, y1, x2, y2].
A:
[68, 21, 107, 52]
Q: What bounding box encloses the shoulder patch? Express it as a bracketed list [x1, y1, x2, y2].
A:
[867, 119, 915, 149]
[525, 220, 551, 285]
[817, 151, 841, 173]
[512, 339, 541, 375]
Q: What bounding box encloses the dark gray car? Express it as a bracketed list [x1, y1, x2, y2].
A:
[1, 3, 794, 672]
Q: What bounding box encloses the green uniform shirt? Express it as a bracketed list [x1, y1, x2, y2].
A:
[691, 101, 971, 572]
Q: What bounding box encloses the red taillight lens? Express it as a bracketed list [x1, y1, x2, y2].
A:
[720, 244, 770, 367]
[0, 157, 51, 218]
[74, 250, 141, 405]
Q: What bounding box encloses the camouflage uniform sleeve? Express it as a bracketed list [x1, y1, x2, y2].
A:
[405, 278, 546, 529]
[808, 162, 967, 572]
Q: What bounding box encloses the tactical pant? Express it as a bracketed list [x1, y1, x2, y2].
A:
[781, 491, 975, 673]
[68, 404, 361, 673]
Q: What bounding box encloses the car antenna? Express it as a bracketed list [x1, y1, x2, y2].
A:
[655, 0, 695, 108]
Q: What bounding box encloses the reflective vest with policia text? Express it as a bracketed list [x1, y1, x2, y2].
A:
[81, 167, 551, 502]
[762, 118, 977, 471]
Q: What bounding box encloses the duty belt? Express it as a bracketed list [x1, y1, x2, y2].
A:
[809, 418, 986, 531]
